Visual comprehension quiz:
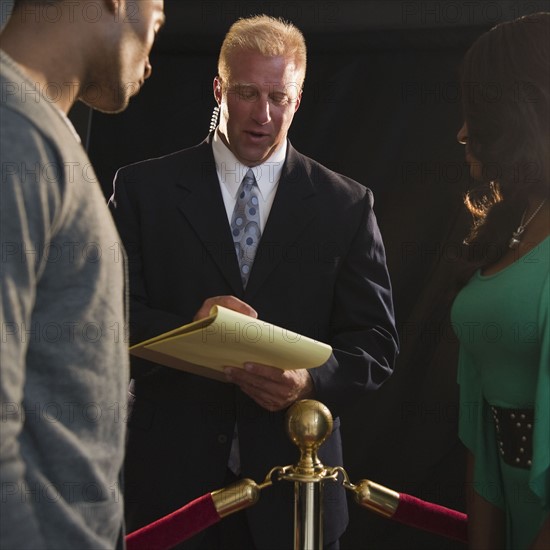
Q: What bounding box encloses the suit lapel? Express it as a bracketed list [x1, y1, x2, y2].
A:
[246, 145, 317, 298]
[176, 139, 243, 295]
[175, 140, 318, 298]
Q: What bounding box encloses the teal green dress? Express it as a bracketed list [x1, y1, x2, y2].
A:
[451, 236, 549, 549]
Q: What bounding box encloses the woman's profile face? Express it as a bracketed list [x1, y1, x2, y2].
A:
[457, 122, 483, 181]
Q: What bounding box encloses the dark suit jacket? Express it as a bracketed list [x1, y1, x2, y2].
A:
[110, 136, 398, 549]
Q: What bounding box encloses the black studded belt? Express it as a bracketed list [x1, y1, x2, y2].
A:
[490, 405, 534, 469]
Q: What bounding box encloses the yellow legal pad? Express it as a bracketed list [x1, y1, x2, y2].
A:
[130, 305, 332, 382]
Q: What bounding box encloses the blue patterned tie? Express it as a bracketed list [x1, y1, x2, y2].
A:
[231, 168, 261, 287]
[228, 169, 260, 475]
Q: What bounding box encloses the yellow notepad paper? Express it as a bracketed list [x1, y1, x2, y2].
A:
[130, 305, 332, 382]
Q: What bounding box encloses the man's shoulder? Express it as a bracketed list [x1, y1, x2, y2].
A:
[289, 146, 371, 202]
[1, 67, 80, 163]
[1, 99, 59, 169]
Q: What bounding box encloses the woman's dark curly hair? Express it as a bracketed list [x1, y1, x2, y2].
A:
[460, 12, 550, 268]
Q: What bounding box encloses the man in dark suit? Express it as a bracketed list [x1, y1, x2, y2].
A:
[110, 14, 398, 550]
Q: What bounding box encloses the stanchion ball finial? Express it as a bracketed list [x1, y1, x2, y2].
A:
[285, 400, 333, 452]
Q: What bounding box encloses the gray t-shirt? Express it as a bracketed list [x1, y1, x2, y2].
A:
[0, 50, 129, 549]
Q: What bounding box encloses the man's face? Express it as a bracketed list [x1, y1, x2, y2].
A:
[82, 0, 165, 113]
[214, 49, 303, 167]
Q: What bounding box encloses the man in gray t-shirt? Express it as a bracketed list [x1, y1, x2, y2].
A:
[0, 1, 165, 548]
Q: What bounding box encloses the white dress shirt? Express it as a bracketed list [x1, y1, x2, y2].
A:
[211, 130, 287, 475]
[212, 129, 286, 232]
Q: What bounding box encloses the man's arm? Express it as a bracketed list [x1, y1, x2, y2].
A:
[309, 188, 398, 410]
[0, 125, 56, 550]
[109, 167, 188, 344]
[226, 188, 398, 412]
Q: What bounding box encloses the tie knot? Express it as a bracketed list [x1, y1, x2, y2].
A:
[242, 168, 256, 187]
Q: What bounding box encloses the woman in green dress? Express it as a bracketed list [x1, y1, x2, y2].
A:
[452, 12, 549, 550]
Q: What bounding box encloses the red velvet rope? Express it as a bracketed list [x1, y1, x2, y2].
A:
[125, 493, 221, 550]
[124, 487, 468, 548]
[393, 493, 468, 543]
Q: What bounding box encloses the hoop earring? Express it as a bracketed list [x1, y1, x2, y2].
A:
[209, 105, 220, 133]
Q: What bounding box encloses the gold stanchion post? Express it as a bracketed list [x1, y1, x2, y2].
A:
[127, 399, 467, 549]
[281, 400, 340, 550]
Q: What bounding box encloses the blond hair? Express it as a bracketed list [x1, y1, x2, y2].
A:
[218, 15, 307, 88]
